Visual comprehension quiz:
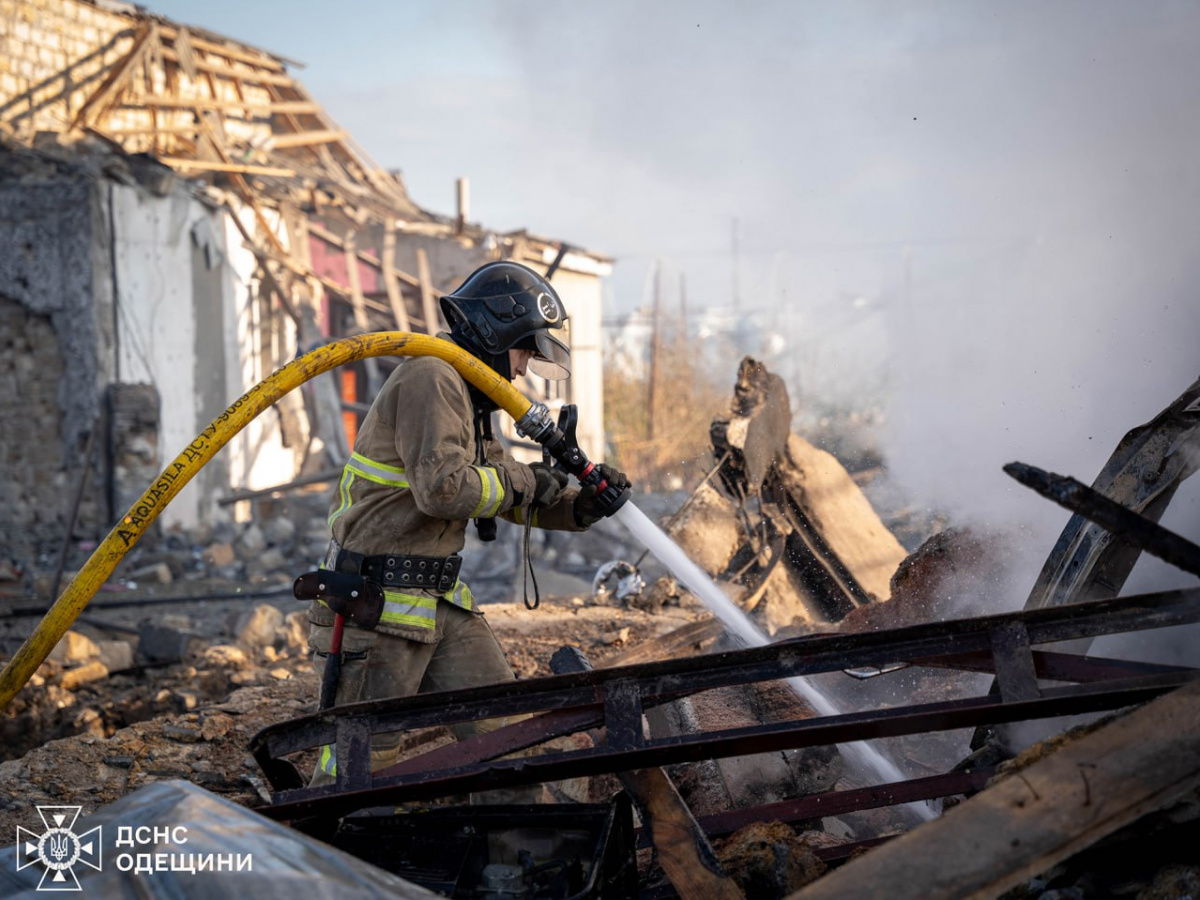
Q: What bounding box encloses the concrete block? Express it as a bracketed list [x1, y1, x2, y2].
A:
[48, 630, 99, 664]
[137, 623, 204, 664]
[231, 603, 284, 649]
[95, 639, 134, 672]
[262, 516, 296, 546]
[279, 610, 309, 655]
[203, 543, 235, 568]
[202, 644, 249, 668]
[59, 660, 108, 690]
[238, 523, 266, 554]
[255, 547, 286, 572]
[126, 562, 173, 584]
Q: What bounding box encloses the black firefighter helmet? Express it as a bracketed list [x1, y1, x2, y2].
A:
[440, 261, 571, 380]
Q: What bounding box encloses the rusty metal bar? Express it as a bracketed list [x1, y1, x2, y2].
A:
[258, 670, 1196, 822]
[989, 621, 1040, 702]
[692, 768, 995, 841]
[917, 649, 1193, 683]
[252, 587, 1200, 769]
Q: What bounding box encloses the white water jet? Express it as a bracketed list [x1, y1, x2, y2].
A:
[615, 501, 936, 821]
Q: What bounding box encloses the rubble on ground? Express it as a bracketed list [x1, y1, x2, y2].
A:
[715, 820, 827, 898]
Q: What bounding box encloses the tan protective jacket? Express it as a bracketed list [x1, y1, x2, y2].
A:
[309, 355, 583, 641]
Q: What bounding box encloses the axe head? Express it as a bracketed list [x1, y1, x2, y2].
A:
[294, 570, 385, 631]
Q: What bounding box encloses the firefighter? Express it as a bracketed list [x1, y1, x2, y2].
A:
[306, 260, 628, 784]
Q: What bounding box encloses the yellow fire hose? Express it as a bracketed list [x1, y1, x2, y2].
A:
[0, 333, 533, 710]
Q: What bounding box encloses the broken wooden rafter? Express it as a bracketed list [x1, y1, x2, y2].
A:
[67, 22, 159, 135]
[416, 247, 441, 333]
[194, 111, 291, 259]
[267, 129, 349, 150]
[341, 231, 384, 391]
[169, 26, 199, 80]
[381, 220, 411, 332]
[343, 231, 370, 333]
[159, 46, 295, 87]
[217, 469, 342, 506]
[157, 25, 288, 73]
[99, 124, 201, 137]
[307, 222, 420, 288]
[249, 254, 301, 327]
[314, 273, 390, 317]
[128, 97, 321, 115]
[158, 157, 296, 177]
[257, 83, 340, 194]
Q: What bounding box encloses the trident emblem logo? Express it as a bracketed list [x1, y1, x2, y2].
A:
[15, 806, 101, 891]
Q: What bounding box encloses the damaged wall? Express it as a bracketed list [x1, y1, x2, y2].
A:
[105, 180, 299, 526]
[0, 168, 103, 566]
[0, 147, 305, 574]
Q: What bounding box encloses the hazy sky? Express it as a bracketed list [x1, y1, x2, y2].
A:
[150, 1, 1199, 596]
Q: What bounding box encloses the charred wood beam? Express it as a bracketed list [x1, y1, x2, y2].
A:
[792, 677, 1200, 900]
[1023, 376, 1200, 615]
[1005, 461, 1200, 579]
[779, 496, 875, 614]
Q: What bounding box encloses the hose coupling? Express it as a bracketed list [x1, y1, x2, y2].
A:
[516, 402, 556, 443]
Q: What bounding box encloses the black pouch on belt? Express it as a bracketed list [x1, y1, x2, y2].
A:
[293, 570, 385, 631]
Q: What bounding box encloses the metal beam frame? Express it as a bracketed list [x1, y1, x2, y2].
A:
[251, 587, 1200, 822]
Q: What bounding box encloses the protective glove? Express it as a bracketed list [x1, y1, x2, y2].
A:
[529, 462, 570, 508]
[594, 463, 630, 495]
[573, 463, 631, 527]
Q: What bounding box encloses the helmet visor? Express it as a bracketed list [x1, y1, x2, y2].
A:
[528, 331, 571, 380]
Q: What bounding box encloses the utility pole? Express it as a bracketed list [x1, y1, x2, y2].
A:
[731, 217, 741, 311]
[647, 260, 662, 453]
[679, 272, 688, 341]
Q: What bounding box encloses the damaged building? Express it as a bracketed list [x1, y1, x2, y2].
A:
[0, 0, 611, 580]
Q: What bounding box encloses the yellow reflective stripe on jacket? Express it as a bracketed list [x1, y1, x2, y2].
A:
[346, 452, 409, 487]
[327, 453, 409, 529]
[469, 465, 504, 518]
[327, 468, 356, 529]
[319, 743, 337, 775]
